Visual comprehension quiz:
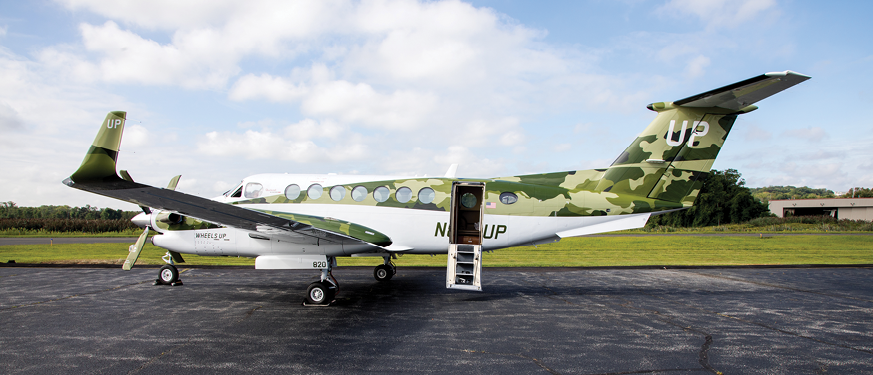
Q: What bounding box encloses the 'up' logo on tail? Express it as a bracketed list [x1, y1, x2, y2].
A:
[666, 120, 709, 147]
[106, 118, 123, 129]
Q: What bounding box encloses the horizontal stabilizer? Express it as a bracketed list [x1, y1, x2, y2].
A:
[674, 70, 810, 110]
[556, 213, 651, 238]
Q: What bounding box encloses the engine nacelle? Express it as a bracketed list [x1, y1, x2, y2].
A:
[146, 209, 222, 234]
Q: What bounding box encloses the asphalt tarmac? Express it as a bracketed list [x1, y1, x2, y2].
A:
[1, 266, 872, 374]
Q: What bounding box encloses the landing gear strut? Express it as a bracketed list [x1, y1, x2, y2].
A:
[305, 257, 338, 305]
[374, 256, 396, 282]
[155, 251, 183, 286]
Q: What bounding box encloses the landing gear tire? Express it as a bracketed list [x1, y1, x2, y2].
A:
[374, 264, 394, 282]
[306, 281, 335, 305]
[158, 265, 179, 285]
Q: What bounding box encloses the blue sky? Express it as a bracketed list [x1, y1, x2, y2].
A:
[1, 0, 871, 210]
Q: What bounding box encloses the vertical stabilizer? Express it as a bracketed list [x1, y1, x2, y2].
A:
[595, 71, 809, 207]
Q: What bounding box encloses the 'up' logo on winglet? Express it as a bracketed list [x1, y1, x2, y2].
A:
[666, 120, 709, 147]
[106, 119, 123, 129]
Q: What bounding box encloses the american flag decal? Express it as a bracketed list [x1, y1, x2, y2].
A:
[485, 202, 496, 209]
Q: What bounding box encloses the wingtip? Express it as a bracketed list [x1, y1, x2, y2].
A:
[765, 70, 811, 79]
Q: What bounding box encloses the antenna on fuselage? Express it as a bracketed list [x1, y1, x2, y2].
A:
[444, 164, 459, 178]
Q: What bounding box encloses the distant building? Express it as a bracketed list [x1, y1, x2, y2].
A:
[768, 198, 873, 221]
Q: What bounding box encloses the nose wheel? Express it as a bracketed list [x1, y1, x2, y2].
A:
[154, 251, 183, 286]
[155, 264, 182, 286]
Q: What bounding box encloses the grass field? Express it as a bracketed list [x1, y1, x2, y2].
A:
[1, 235, 871, 267]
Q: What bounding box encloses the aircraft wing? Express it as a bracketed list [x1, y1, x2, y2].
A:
[64, 177, 393, 246]
[674, 70, 810, 110]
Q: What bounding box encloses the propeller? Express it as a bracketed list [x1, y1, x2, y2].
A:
[123, 226, 149, 270]
[119, 171, 184, 270]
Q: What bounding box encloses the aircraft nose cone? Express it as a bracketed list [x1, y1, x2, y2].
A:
[131, 212, 150, 228]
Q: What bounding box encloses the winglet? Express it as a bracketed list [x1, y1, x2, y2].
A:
[66, 111, 127, 184]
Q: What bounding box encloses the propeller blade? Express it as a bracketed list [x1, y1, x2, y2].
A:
[123, 226, 150, 270]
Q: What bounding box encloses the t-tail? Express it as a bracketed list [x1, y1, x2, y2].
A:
[594, 71, 810, 207]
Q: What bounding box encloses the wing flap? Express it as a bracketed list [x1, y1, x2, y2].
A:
[251, 209, 392, 247]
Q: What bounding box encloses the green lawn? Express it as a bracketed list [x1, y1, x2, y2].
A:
[2, 235, 871, 267]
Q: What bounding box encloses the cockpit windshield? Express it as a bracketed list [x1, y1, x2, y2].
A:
[227, 182, 243, 198]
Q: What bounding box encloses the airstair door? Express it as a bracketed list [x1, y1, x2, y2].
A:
[446, 182, 484, 291]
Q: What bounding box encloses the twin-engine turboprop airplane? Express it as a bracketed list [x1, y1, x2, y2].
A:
[64, 71, 808, 304]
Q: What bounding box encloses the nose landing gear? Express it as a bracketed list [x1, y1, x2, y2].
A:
[154, 251, 184, 286]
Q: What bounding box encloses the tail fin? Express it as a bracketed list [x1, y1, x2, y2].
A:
[66, 111, 127, 184]
[595, 71, 809, 206]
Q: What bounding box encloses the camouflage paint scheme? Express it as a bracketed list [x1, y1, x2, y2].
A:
[64, 71, 809, 256]
[218, 103, 750, 220]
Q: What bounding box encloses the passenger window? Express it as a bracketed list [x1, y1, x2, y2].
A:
[373, 186, 390, 202]
[352, 186, 368, 202]
[418, 187, 435, 204]
[307, 184, 323, 200]
[500, 192, 518, 205]
[396, 187, 412, 203]
[244, 183, 263, 198]
[284, 184, 300, 200]
[330, 186, 346, 201]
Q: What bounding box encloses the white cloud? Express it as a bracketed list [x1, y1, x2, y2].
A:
[213, 180, 235, 194]
[196, 119, 368, 162]
[0, 101, 23, 131]
[229, 73, 308, 103]
[430, 146, 505, 177]
[122, 124, 150, 147]
[301, 80, 439, 130]
[77, 21, 240, 89]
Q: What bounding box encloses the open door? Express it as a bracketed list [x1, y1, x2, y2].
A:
[446, 182, 484, 291]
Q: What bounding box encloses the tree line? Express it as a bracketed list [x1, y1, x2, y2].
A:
[0, 201, 139, 221]
[0, 218, 139, 233]
[840, 187, 873, 198]
[0, 202, 141, 234]
[750, 186, 835, 203]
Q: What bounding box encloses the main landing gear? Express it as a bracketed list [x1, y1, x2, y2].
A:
[304, 255, 396, 305]
[154, 251, 183, 286]
[374, 256, 396, 282]
[305, 258, 338, 305]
